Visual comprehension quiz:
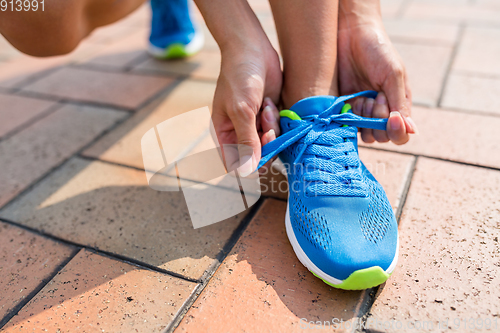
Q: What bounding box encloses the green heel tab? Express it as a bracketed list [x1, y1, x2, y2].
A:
[279, 110, 302, 121]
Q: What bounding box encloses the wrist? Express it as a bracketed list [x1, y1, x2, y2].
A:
[339, 0, 382, 28]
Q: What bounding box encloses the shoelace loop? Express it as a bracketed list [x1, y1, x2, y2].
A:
[257, 91, 389, 196]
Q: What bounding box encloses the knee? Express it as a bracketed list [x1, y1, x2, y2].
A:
[0, 10, 87, 57]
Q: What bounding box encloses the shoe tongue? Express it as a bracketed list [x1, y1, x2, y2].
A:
[289, 95, 341, 118]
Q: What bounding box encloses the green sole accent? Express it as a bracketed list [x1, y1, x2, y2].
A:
[312, 266, 390, 290]
[279, 110, 302, 121]
[165, 43, 190, 59]
[153, 43, 191, 60]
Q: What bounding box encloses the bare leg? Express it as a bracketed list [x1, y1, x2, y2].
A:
[0, 0, 146, 56]
[269, 0, 339, 108]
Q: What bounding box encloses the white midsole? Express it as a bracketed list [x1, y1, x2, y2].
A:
[285, 203, 399, 285]
[148, 29, 205, 57]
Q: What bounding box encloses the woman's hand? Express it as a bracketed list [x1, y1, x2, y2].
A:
[212, 41, 282, 176]
[338, 0, 418, 145]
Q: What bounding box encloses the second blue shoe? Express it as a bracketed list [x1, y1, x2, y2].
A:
[149, 0, 204, 59]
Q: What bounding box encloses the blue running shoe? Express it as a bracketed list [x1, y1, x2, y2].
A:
[149, 0, 204, 59]
[257, 91, 399, 290]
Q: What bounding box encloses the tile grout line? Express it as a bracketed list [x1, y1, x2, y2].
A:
[0, 107, 134, 211]
[71, 62, 189, 82]
[395, 155, 418, 222]
[0, 78, 183, 211]
[354, 156, 419, 333]
[77, 153, 289, 202]
[359, 145, 500, 172]
[0, 217, 199, 284]
[436, 22, 466, 107]
[451, 69, 500, 81]
[411, 99, 500, 119]
[163, 198, 266, 333]
[395, 0, 413, 19]
[0, 102, 64, 143]
[10, 67, 182, 113]
[9, 66, 65, 90]
[0, 247, 81, 329]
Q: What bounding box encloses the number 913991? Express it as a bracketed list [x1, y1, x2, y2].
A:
[1, 0, 44, 11]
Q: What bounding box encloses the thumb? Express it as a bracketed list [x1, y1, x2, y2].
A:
[382, 66, 416, 134]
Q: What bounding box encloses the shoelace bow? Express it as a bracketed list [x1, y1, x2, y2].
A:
[257, 91, 388, 197]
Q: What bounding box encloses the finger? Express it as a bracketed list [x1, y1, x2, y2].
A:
[259, 129, 277, 174]
[229, 103, 262, 177]
[360, 98, 375, 143]
[403, 75, 419, 135]
[351, 97, 365, 116]
[381, 64, 415, 134]
[387, 111, 409, 145]
[261, 97, 281, 137]
[372, 93, 390, 143]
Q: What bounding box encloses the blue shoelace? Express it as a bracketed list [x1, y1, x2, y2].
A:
[257, 91, 388, 197]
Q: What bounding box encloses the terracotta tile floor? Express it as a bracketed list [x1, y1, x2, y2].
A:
[1, 0, 500, 332]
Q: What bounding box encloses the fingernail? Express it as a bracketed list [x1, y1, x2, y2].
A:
[267, 129, 276, 142]
[376, 93, 386, 105]
[263, 97, 272, 107]
[237, 154, 254, 177]
[263, 105, 275, 123]
[405, 116, 420, 135]
[389, 111, 402, 131]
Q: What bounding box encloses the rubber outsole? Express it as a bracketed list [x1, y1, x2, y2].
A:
[285, 204, 398, 290]
[148, 30, 204, 60]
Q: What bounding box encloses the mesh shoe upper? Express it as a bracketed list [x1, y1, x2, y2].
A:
[258, 92, 398, 281]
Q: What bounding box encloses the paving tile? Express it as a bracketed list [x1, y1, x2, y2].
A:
[403, 0, 500, 24]
[453, 26, 500, 77]
[0, 42, 103, 89]
[83, 79, 216, 170]
[21, 67, 174, 110]
[132, 50, 221, 81]
[177, 199, 367, 333]
[380, 0, 405, 19]
[0, 35, 22, 62]
[394, 42, 453, 107]
[248, 0, 272, 15]
[362, 106, 500, 169]
[2, 249, 197, 332]
[384, 19, 459, 46]
[0, 157, 246, 280]
[441, 73, 500, 115]
[0, 104, 126, 208]
[368, 158, 500, 332]
[118, 3, 151, 29]
[0, 222, 75, 322]
[0, 94, 56, 138]
[81, 28, 149, 69]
